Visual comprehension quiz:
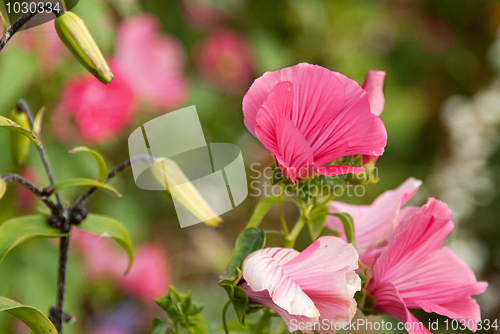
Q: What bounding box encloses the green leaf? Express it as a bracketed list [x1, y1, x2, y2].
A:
[219, 280, 261, 325]
[246, 196, 294, 228]
[329, 212, 356, 247]
[0, 215, 68, 265]
[307, 206, 329, 241]
[222, 228, 265, 280]
[187, 314, 208, 334]
[0, 296, 58, 334]
[69, 146, 108, 182]
[152, 318, 168, 334]
[8, 109, 31, 167]
[52, 178, 121, 197]
[76, 214, 133, 273]
[0, 115, 42, 149]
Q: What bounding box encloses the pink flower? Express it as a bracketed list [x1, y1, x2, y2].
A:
[324, 177, 422, 267]
[242, 63, 387, 183]
[241, 236, 361, 334]
[114, 15, 189, 111]
[52, 66, 136, 144]
[360, 70, 386, 165]
[181, 0, 225, 31]
[366, 198, 487, 334]
[194, 29, 255, 93]
[119, 244, 170, 303]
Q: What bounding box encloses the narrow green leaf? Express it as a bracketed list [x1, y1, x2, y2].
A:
[69, 146, 108, 182]
[0, 215, 68, 265]
[222, 228, 265, 280]
[246, 196, 294, 228]
[307, 206, 329, 240]
[33, 106, 46, 136]
[152, 318, 168, 334]
[0, 296, 58, 334]
[0, 115, 42, 149]
[77, 214, 133, 274]
[52, 178, 121, 197]
[329, 212, 356, 247]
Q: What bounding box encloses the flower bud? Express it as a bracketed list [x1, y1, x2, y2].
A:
[153, 158, 223, 228]
[54, 12, 113, 84]
[8, 109, 30, 167]
[0, 178, 6, 200]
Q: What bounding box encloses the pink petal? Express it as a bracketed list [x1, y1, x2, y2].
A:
[325, 178, 422, 257]
[362, 70, 386, 116]
[370, 283, 431, 334]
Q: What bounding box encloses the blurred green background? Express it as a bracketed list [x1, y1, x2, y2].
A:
[0, 0, 499, 333]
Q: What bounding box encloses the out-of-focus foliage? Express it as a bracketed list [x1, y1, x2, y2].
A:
[0, 0, 499, 333]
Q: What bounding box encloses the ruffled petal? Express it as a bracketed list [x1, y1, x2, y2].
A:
[362, 70, 386, 116]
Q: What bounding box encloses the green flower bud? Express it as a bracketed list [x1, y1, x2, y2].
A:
[54, 11, 113, 84]
[0, 178, 6, 200]
[8, 109, 30, 167]
[153, 158, 224, 229]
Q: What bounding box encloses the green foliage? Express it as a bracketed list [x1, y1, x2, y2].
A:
[222, 227, 265, 280]
[0, 296, 58, 334]
[329, 212, 356, 247]
[8, 109, 31, 167]
[307, 205, 329, 241]
[154, 286, 208, 334]
[355, 289, 382, 317]
[0, 115, 42, 149]
[76, 213, 134, 273]
[69, 146, 108, 182]
[52, 178, 121, 197]
[0, 215, 68, 265]
[245, 196, 294, 229]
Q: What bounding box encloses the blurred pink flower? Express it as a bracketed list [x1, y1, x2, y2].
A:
[114, 14, 189, 111]
[181, 0, 225, 31]
[243, 63, 387, 183]
[241, 236, 361, 333]
[14, 167, 40, 213]
[119, 244, 170, 303]
[194, 29, 255, 93]
[52, 66, 136, 144]
[361, 70, 386, 165]
[324, 177, 422, 267]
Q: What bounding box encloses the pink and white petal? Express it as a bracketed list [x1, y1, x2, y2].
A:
[361, 70, 386, 116]
[372, 199, 455, 286]
[396, 247, 487, 313]
[371, 283, 431, 334]
[415, 298, 482, 332]
[242, 248, 319, 318]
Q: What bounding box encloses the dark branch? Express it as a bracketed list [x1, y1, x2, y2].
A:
[73, 154, 155, 207]
[1, 173, 60, 214]
[16, 99, 34, 130]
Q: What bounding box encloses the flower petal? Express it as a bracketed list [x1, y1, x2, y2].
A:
[362, 70, 386, 116]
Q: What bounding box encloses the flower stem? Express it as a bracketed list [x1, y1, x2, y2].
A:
[278, 184, 289, 239]
[284, 217, 306, 248]
[255, 308, 272, 334]
[309, 185, 345, 217]
[222, 300, 231, 334]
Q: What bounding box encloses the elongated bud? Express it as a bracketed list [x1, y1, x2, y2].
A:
[0, 178, 6, 200]
[54, 11, 113, 84]
[8, 109, 30, 167]
[153, 158, 223, 228]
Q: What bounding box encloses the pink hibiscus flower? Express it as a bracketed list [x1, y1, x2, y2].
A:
[242, 63, 387, 183]
[241, 236, 361, 334]
[114, 14, 189, 111]
[324, 177, 422, 267]
[366, 198, 487, 334]
[52, 66, 136, 144]
[194, 29, 255, 93]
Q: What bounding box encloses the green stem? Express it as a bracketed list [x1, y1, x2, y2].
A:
[309, 185, 345, 217]
[284, 217, 306, 248]
[255, 308, 272, 334]
[222, 300, 231, 334]
[278, 184, 289, 239]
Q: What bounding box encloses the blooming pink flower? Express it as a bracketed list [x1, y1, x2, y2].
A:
[194, 29, 255, 94]
[241, 236, 361, 334]
[324, 177, 422, 267]
[52, 65, 136, 144]
[119, 244, 170, 303]
[361, 70, 386, 165]
[242, 63, 387, 183]
[114, 14, 189, 111]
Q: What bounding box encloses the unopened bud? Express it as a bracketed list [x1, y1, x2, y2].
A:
[54, 12, 113, 84]
[0, 178, 6, 200]
[8, 109, 30, 167]
[154, 158, 223, 228]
